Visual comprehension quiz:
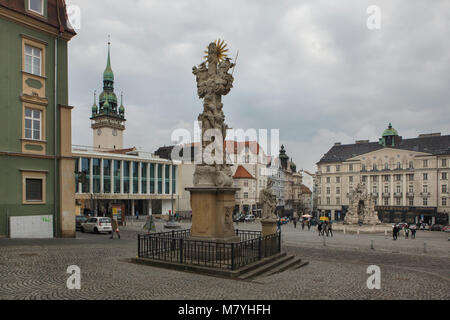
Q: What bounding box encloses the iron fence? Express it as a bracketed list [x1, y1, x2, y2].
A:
[137, 229, 281, 270]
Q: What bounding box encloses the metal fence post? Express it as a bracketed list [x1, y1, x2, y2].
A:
[258, 236, 262, 259]
[138, 234, 141, 257]
[180, 238, 183, 264]
[278, 231, 281, 253]
[231, 243, 235, 270]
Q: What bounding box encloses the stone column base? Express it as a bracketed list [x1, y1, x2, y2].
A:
[261, 218, 277, 237]
[187, 187, 240, 243]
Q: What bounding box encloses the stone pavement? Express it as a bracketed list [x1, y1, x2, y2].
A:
[0, 221, 449, 300]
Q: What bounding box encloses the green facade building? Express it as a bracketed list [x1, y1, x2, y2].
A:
[0, 0, 76, 237]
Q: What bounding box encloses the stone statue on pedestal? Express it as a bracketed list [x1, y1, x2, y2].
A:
[260, 180, 277, 220]
[344, 183, 380, 225]
[187, 40, 240, 243]
[192, 40, 235, 188]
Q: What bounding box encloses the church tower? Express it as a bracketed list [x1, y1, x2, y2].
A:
[91, 40, 126, 150]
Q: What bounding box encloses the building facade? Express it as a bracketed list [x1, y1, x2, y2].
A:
[0, 0, 76, 237]
[73, 42, 178, 221]
[317, 124, 450, 225]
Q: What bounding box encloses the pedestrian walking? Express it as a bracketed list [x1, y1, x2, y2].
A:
[307, 220, 311, 231]
[301, 220, 305, 230]
[411, 224, 417, 239]
[392, 225, 398, 241]
[276, 218, 281, 232]
[318, 222, 323, 236]
[293, 217, 297, 229]
[110, 215, 121, 239]
[328, 221, 333, 237]
[405, 225, 410, 239]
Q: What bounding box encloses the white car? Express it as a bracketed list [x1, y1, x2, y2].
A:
[245, 215, 256, 222]
[81, 217, 112, 234]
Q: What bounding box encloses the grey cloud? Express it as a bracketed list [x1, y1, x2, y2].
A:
[67, 0, 450, 172]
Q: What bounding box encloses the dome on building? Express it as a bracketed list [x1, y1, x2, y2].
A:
[382, 123, 399, 137]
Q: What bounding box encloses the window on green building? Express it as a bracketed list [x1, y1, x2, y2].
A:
[24, 108, 41, 140]
[25, 45, 42, 76]
[26, 178, 42, 201]
[28, 0, 44, 15]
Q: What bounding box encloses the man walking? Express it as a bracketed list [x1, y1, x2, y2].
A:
[318, 221, 323, 236]
[411, 224, 417, 239]
[293, 217, 297, 229]
[328, 221, 333, 237]
[392, 224, 398, 241]
[110, 215, 121, 239]
[301, 219, 305, 230]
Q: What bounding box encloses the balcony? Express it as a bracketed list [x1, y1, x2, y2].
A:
[371, 192, 379, 198]
[382, 192, 390, 198]
[406, 192, 414, 198]
[420, 192, 430, 197]
[394, 192, 403, 198]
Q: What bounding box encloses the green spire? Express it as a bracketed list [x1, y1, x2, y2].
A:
[103, 37, 114, 82]
[91, 91, 98, 115]
[103, 97, 110, 113]
[119, 92, 125, 116]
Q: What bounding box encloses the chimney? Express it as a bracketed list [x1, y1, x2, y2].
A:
[355, 140, 370, 144]
[334, 142, 342, 146]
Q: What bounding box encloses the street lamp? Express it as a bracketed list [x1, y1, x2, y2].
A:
[165, 159, 181, 229]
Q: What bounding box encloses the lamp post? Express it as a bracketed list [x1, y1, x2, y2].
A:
[165, 159, 181, 229]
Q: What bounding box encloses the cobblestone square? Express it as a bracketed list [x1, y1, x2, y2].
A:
[0, 221, 449, 300]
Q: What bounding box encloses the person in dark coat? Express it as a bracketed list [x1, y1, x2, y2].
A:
[392, 225, 398, 240]
[318, 222, 323, 236]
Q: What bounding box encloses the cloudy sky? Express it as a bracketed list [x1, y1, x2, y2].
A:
[66, 0, 450, 173]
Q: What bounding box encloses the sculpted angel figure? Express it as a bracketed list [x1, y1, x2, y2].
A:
[260, 180, 277, 220]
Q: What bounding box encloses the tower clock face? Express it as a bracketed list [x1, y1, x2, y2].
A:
[112, 129, 118, 136]
[97, 129, 102, 136]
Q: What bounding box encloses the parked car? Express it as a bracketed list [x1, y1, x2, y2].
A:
[81, 217, 112, 234]
[244, 214, 256, 222]
[442, 226, 450, 232]
[75, 216, 88, 231]
[430, 224, 443, 232]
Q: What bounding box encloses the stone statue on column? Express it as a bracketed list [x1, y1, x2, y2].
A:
[192, 40, 235, 188]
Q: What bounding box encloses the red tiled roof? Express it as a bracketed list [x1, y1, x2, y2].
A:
[233, 165, 255, 179]
[224, 141, 265, 156]
[0, 0, 76, 35]
[300, 184, 312, 194]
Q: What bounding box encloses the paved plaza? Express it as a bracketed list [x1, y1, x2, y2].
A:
[0, 221, 449, 300]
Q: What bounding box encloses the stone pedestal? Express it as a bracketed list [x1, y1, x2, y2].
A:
[261, 218, 277, 237]
[186, 187, 240, 243]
